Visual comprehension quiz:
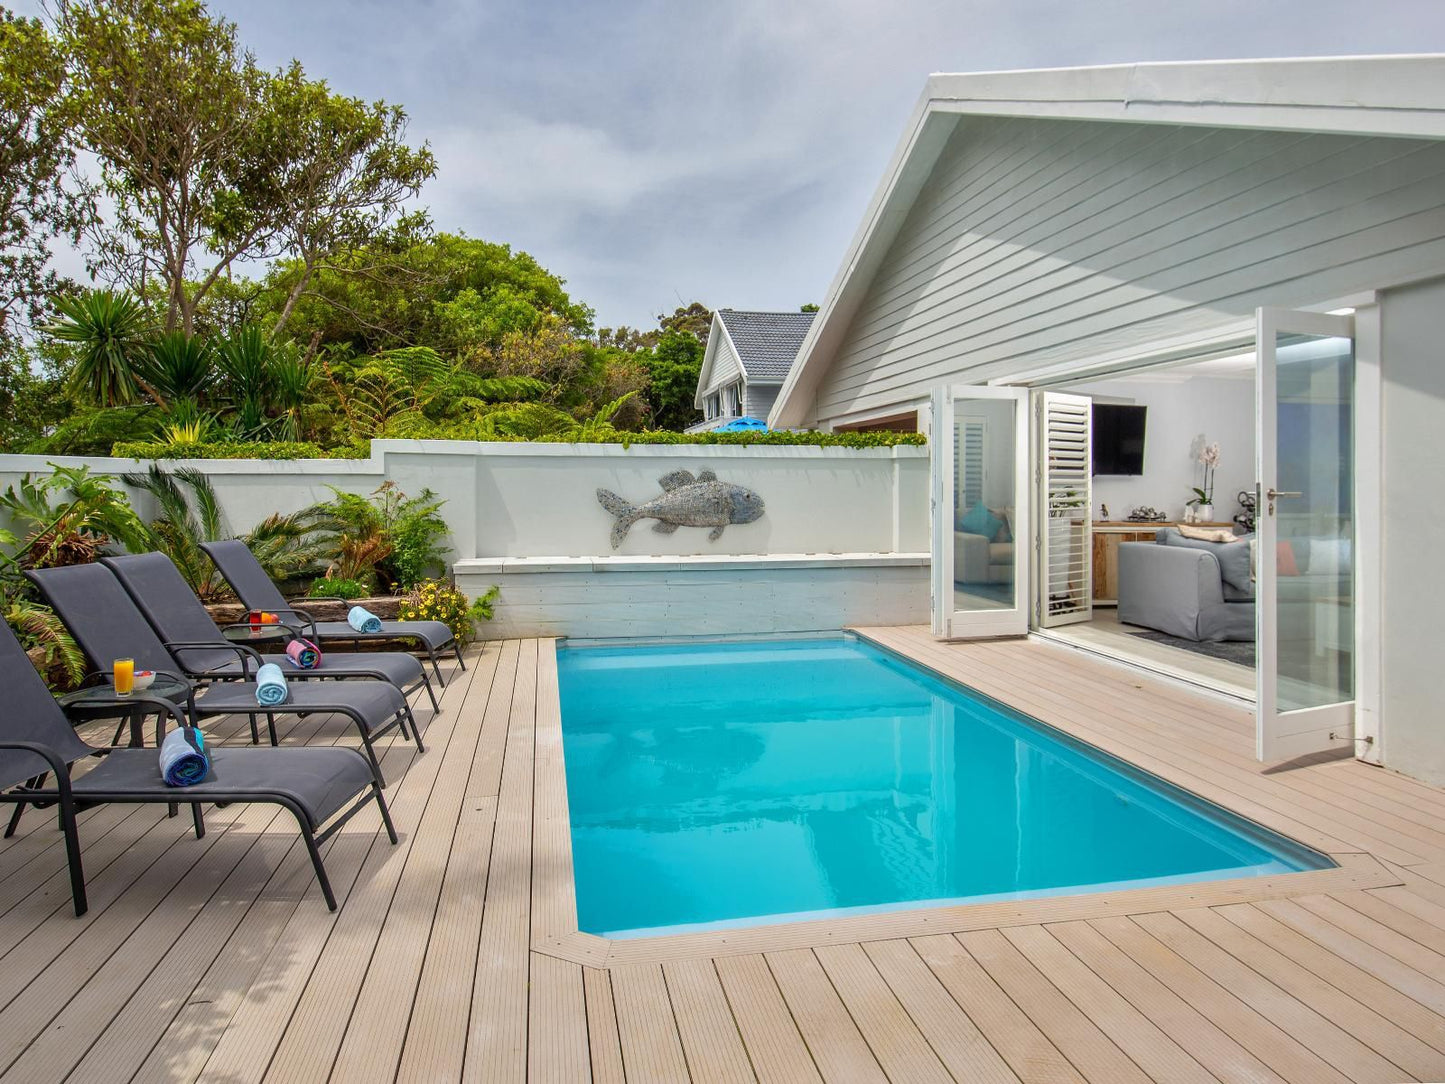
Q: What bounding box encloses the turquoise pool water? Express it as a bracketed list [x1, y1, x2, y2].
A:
[557, 635, 1330, 938]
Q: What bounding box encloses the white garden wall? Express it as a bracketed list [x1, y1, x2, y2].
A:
[0, 440, 930, 639]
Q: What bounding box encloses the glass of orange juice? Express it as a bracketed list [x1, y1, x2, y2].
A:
[113, 657, 135, 697]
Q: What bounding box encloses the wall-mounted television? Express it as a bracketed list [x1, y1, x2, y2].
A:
[1092, 403, 1147, 475]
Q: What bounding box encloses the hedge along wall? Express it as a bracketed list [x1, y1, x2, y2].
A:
[0, 440, 932, 637]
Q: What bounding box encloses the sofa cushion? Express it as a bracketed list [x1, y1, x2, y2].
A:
[959, 502, 1003, 541]
[988, 542, 1013, 563]
[1157, 527, 1255, 596]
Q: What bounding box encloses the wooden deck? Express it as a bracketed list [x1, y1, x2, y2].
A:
[5, 628, 1445, 1082]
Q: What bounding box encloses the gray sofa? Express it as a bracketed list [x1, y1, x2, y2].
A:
[1117, 529, 1256, 642]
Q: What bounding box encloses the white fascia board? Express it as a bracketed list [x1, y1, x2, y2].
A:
[925, 55, 1445, 138]
[698, 313, 747, 399]
[770, 93, 958, 428]
[770, 53, 1445, 429]
[692, 312, 729, 408]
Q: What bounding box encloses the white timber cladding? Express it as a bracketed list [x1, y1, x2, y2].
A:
[801, 116, 1445, 425]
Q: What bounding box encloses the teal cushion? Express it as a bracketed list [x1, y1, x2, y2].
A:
[958, 502, 1003, 540]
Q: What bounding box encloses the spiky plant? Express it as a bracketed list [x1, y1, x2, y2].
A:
[148, 331, 214, 404]
[121, 465, 226, 598]
[44, 290, 158, 406]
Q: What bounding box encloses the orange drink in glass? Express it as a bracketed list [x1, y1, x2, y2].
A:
[113, 658, 135, 696]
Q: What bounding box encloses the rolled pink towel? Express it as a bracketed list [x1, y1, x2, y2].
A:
[284, 637, 322, 670]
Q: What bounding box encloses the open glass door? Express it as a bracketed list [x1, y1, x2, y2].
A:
[930, 386, 1030, 639]
[1256, 308, 1355, 761]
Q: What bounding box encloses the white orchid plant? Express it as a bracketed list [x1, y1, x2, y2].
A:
[1189, 441, 1221, 507]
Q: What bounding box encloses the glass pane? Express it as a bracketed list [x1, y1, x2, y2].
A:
[952, 399, 1016, 613]
[1273, 333, 1353, 712]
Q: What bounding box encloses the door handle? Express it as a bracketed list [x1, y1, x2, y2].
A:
[1266, 489, 1301, 500]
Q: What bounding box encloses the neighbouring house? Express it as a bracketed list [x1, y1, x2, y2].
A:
[768, 55, 1445, 779]
[688, 309, 816, 432]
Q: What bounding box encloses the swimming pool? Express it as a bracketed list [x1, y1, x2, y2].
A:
[556, 635, 1331, 938]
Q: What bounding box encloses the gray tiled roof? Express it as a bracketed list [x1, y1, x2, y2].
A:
[717, 309, 817, 383]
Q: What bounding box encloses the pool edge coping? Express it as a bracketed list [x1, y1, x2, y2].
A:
[530, 638, 1403, 969]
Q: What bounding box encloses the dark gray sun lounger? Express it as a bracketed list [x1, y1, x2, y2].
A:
[101, 551, 439, 713]
[200, 539, 464, 685]
[27, 563, 422, 786]
[0, 616, 396, 915]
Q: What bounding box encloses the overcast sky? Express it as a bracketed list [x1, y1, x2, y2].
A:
[19, 0, 1445, 330]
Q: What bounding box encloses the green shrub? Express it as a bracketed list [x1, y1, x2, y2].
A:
[307, 576, 369, 601]
[311, 482, 451, 591]
[111, 440, 334, 460]
[397, 579, 497, 645]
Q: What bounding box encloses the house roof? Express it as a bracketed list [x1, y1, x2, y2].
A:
[770, 54, 1445, 427]
[716, 309, 817, 383]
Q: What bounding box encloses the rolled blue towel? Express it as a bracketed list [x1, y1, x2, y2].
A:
[160, 727, 210, 787]
[255, 662, 289, 706]
[348, 605, 383, 634]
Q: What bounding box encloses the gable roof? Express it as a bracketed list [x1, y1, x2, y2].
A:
[716, 309, 817, 383]
[770, 54, 1445, 427]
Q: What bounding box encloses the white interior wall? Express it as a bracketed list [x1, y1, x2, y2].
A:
[1065, 374, 1255, 522]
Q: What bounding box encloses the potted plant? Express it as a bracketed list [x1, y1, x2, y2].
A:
[1187, 440, 1220, 522]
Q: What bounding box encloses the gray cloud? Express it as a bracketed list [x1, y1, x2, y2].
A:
[17, 0, 1445, 327]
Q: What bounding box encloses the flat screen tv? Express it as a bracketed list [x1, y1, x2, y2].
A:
[1093, 403, 1147, 475]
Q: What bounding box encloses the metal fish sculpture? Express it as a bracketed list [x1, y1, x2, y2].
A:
[596, 470, 765, 549]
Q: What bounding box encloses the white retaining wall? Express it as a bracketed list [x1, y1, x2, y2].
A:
[0, 440, 931, 639]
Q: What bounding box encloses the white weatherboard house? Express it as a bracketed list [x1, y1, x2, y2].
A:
[690, 309, 816, 431]
[769, 55, 1445, 781]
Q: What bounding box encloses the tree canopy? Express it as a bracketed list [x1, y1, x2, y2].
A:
[0, 0, 732, 453]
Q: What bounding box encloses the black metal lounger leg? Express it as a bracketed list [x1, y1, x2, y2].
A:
[266, 713, 278, 746]
[403, 705, 425, 754]
[421, 673, 440, 714]
[248, 713, 260, 745]
[373, 783, 398, 844]
[192, 804, 206, 839]
[4, 772, 45, 838]
[426, 644, 445, 686]
[296, 820, 337, 911]
[58, 794, 87, 917]
[452, 640, 466, 671]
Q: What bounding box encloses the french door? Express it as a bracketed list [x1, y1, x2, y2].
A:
[930, 387, 1031, 638]
[1255, 307, 1356, 761]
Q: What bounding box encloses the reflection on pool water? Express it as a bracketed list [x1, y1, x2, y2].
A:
[557, 635, 1331, 938]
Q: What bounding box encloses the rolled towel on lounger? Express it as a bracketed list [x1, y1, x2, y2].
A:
[284, 637, 322, 669]
[255, 662, 289, 706]
[347, 605, 383, 634]
[159, 726, 210, 787]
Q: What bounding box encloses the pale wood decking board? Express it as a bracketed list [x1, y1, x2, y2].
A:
[7, 633, 1445, 1080]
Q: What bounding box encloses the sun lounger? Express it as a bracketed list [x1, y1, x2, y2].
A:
[200, 539, 465, 684]
[101, 551, 439, 713]
[0, 616, 396, 916]
[27, 563, 422, 786]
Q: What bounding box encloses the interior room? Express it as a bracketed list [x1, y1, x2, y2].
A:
[1043, 357, 1260, 697]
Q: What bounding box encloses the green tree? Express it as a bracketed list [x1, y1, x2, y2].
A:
[57, 0, 433, 337]
[0, 9, 90, 345]
[642, 330, 705, 431]
[800, 302, 819, 312]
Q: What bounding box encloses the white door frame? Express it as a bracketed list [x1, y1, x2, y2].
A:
[930, 386, 1031, 639]
[1255, 306, 1356, 762]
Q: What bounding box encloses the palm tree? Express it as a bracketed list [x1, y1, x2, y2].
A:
[44, 290, 158, 406]
[122, 465, 331, 599]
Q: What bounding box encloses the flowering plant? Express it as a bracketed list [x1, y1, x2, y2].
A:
[396, 578, 498, 645]
[1190, 440, 1221, 506]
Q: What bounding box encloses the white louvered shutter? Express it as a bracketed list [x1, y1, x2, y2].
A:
[1038, 393, 1092, 627]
